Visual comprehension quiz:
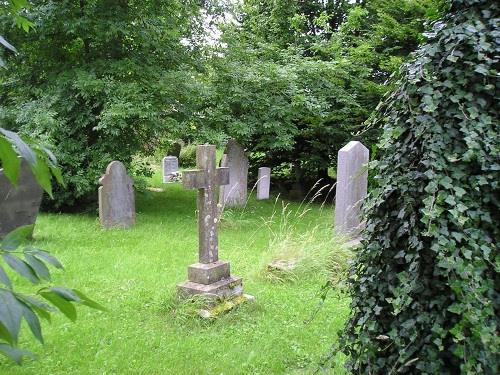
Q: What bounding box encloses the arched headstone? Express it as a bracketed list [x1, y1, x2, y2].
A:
[98, 161, 135, 228]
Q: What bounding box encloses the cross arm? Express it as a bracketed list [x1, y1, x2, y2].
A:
[183, 169, 206, 189]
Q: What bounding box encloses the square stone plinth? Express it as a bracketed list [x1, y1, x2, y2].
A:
[178, 276, 243, 300]
[188, 261, 230, 285]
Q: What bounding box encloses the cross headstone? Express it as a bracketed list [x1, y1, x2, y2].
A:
[334, 141, 369, 237]
[219, 139, 248, 207]
[98, 161, 135, 229]
[257, 167, 271, 200]
[162, 156, 179, 183]
[0, 159, 43, 237]
[178, 145, 244, 299]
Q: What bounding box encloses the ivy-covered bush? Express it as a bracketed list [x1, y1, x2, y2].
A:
[340, 0, 499, 373]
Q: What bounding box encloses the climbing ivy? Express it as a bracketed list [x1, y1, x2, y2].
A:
[340, 0, 499, 373]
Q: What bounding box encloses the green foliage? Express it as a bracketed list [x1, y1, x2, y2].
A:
[0, 0, 206, 209]
[179, 143, 197, 167]
[340, 0, 499, 373]
[0, 226, 105, 364]
[0, 128, 64, 197]
[203, 0, 445, 191]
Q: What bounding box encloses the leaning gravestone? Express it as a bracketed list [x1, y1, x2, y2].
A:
[162, 156, 179, 183]
[98, 161, 135, 229]
[334, 141, 369, 237]
[219, 139, 248, 207]
[257, 167, 271, 200]
[179, 145, 251, 308]
[0, 159, 43, 237]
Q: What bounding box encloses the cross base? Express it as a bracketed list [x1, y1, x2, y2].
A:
[188, 261, 230, 285]
[177, 275, 243, 300]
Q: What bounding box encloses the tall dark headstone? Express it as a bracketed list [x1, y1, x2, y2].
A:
[0, 159, 43, 237]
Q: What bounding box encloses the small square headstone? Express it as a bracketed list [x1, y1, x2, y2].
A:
[162, 156, 179, 183]
[334, 141, 369, 237]
[98, 161, 135, 228]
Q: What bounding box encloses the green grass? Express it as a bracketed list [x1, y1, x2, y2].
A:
[1, 169, 350, 374]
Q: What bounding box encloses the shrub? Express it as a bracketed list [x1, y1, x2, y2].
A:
[179, 144, 197, 167]
[340, 0, 499, 373]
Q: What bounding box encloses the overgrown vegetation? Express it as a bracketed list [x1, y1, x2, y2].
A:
[0, 0, 208, 209]
[201, 0, 446, 192]
[340, 0, 499, 373]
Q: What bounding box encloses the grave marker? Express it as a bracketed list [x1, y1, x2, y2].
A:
[162, 156, 179, 183]
[257, 167, 271, 200]
[98, 161, 135, 228]
[178, 145, 246, 300]
[220, 139, 248, 207]
[334, 141, 369, 237]
[0, 159, 43, 237]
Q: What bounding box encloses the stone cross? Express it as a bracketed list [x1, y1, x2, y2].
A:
[256, 167, 271, 200]
[178, 144, 245, 300]
[334, 141, 369, 237]
[162, 156, 179, 183]
[182, 145, 229, 263]
[98, 161, 135, 229]
[0, 159, 43, 237]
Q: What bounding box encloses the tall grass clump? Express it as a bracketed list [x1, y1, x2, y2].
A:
[258, 181, 352, 284]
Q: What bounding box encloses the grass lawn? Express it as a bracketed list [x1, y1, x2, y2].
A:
[1, 169, 350, 374]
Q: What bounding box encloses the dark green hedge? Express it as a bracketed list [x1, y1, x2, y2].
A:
[341, 0, 499, 373]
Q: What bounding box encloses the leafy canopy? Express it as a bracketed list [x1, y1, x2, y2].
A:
[1, 0, 207, 209]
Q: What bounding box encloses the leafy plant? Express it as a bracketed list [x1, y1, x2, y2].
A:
[340, 0, 499, 373]
[0, 225, 106, 364]
[0, 127, 63, 197]
[179, 143, 198, 168]
[0, 0, 208, 210]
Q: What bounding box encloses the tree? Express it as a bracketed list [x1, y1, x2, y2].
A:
[339, 0, 499, 372]
[201, 0, 445, 194]
[1, 0, 207, 209]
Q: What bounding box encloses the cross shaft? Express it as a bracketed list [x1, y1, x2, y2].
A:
[183, 145, 229, 263]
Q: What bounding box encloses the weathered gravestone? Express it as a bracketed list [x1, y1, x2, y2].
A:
[98, 161, 135, 229]
[257, 167, 271, 200]
[162, 156, 179, 183]
[0, 159, 43, 237]
[178, 145, 248, 302]
[219, 139, 248, 207]
[334, 141, 369, 237]
[218, 154, 228, 211]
